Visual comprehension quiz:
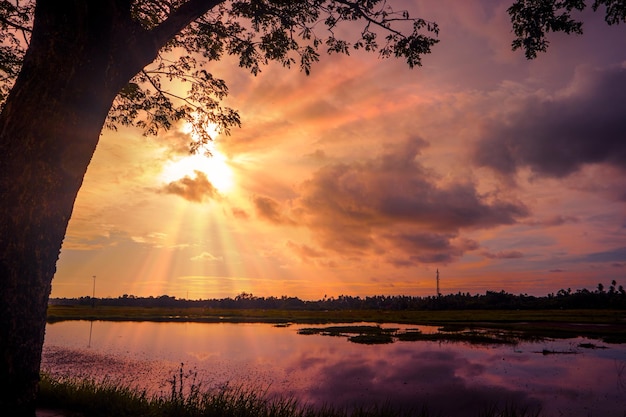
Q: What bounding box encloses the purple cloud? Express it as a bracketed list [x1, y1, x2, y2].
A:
[474, 66, 626, 178]
[291, 137, 527, 263]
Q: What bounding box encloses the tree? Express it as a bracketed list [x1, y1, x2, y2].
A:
[508, 0, 626, 59]
[0, 1, 439, 415]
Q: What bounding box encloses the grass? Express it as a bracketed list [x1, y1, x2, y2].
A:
[37, 372, 425, 417]
[296, 325, 398, 344]
[298, 325, 539, 345]
[47, 306, 626, 343]
[47, 306, 626, 326]
[46, 305, 430, 324]
[37, 371, 544, 417]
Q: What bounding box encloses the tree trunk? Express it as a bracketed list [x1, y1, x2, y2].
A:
[0, 2, 157, 415]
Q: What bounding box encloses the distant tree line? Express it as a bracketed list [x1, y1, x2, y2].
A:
[49, 281, 626, 310]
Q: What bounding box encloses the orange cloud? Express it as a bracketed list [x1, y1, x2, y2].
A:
[161, 171, 219, 202]
[253, 195, 295, 225]
[482, 250, 525, 259]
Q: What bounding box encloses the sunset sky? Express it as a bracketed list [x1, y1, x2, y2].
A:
[51, 0, 626, 300]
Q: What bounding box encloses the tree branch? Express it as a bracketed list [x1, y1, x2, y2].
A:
[0, 14, 31, 32]
[334, 0, 405, 38]
[150, 0, 225, 48]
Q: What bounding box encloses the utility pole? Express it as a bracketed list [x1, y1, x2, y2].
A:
[436, 269, 440, 297]
[91, 275, 96, 308]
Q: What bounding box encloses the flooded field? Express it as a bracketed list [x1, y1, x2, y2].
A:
[42, 320, 626, 417]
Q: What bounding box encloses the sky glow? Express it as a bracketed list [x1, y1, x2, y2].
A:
[52, 0, 626, 300]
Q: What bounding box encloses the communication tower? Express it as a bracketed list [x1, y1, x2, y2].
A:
[92, 275, 96, 308]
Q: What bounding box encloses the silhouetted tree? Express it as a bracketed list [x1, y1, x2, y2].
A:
[508, 0, 626, 58]
[49, 280, 626, 311]
[0, 1, 440, 414]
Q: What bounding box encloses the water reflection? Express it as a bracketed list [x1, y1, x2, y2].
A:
[295, 349, 540, 416]
[42, 321, 626, 416]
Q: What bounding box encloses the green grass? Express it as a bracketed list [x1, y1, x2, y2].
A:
[47, 306, 626, 343]
[37, 372, 543, 417]
[37, 373, 425, 417]
[47, 306, 626, 325]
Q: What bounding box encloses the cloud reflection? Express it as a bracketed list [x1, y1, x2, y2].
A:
[287, 347, 540, 416]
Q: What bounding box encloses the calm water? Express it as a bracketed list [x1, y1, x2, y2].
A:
[42, 321, 626, 417]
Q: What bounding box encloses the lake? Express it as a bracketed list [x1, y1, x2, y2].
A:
[42, 321, 626, 416]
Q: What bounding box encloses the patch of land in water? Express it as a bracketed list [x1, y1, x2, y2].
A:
[46, 306, 626, 343]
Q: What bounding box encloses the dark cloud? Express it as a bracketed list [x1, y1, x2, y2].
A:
[392, 232, 456, 251]
[253, 195, 295, 225]
[474, 66, 626, 178]
[295, 137, 527, 262]
[386, 233, 480, 265]
[301, 138, 527, 233]
[387, 258, 418, 268]
[410, 251, 459, 264]
[161, 171, 218, 202]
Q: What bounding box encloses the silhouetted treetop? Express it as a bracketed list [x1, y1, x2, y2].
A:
[508, 0, 626, 59]
[51, 281, 626, 311]
[0, 0, 439, 152]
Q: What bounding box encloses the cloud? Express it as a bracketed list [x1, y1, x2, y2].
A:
[391, 232, 458, 251]
[579, 246, 626, 264]
[297, 349, 539, 416]
[161, 171, 219, 202]
[292, 137, 527, 264]
[474, 65, 626, 178]
[482, 250, 524, 259]
[190, 252, 223, 262]
[300, 137, 526, 230]
[304, 149, 328, 162]
[253, 195, 296, 225]
[231, 207, 249, 219]
[523, 215, 580, 227]
[384, 233, 480, 265]
[286, 240, 325, 262]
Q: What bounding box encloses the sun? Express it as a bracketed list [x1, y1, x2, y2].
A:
[160, 123, 235, 193]
[161, 153, 234, 193]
